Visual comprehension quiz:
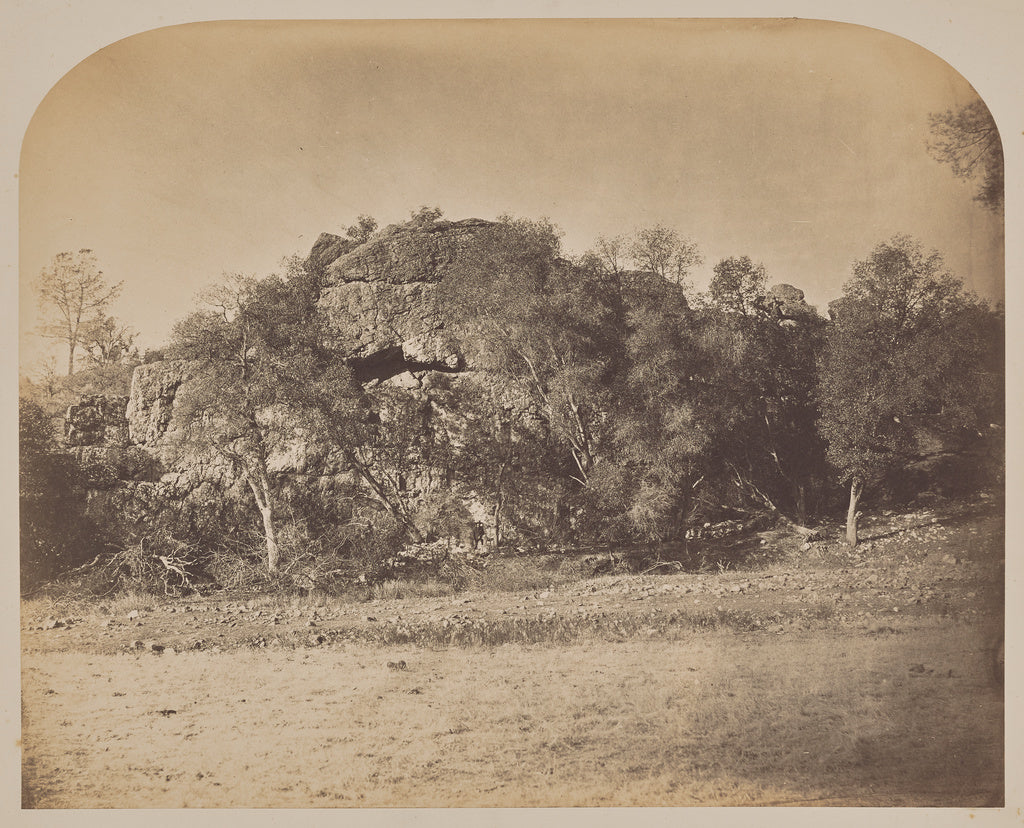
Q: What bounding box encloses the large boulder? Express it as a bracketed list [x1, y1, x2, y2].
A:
[314, 218, 491, 375]
[767, 283, 818, 323]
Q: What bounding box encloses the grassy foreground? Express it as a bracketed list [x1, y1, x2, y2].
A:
[21, 494, 1005, 808]
[22, 623, 1002, 808]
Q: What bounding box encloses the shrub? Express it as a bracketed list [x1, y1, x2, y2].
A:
[20, 398, 106, 591]
[333, 510, 410, 584]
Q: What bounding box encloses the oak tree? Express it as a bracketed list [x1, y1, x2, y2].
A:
[627, 225, 702, 288]
[81, 316, 139, 366]
[167, 269, 326, 571]
[700, 266, 826, 524]
[708, 256, 768, 318]
[442, 216, 615, 488]
[817, 235, 999, 545]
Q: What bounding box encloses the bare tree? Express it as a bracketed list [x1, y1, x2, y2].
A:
[36, 250, 123, 375]
[593, 234, 628, 277]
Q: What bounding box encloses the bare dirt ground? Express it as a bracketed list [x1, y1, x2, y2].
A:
[21, 494, 1005, 808]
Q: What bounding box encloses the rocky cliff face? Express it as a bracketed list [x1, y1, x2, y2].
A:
[68, 218, 499, 544]
[126, 360, 192, 453]
[312, 218, 491, 381]
[119, 218, 498, 467]
[65, 395, 130, 447]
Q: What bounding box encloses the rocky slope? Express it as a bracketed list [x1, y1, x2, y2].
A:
[56, 219, 504, 544]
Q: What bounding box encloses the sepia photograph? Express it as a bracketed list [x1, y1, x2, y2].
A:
[11, 4, 1014, 814]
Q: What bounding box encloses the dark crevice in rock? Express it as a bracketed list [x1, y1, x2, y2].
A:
[349, 346, 465, 384]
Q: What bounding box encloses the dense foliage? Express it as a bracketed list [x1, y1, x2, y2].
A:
[19, 399, 104, 589]
[20, 215, 1004, 590]
[817, 235, 1003, 544]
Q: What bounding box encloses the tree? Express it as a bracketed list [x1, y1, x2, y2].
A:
[708, 256, 768, 317]
[167, 270, 324, 572]
[592, 233, 628, 278]
[572, 232, 716, 543]
[345, 214, 378, 244]
[817, 235, 999, 546]
[167, 258, 430, 567]
[19, 398, 100, 587]
[81, 316, 139, 366]
[294, 363, 435, 542]
[699, 266, 826, 524]
[627, 225, 702, 288]
[606, 277, 711, 542]
[36, 250, 123, 375]
[430, 373, 567, 549]
[928, 100, 1003, 213]
[442, 216, 617, 488]
[409, 205, 444, 227]
[442, 222, 709, 545]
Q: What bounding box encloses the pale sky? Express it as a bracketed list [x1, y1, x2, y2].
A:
[18, 18, 1005, 371]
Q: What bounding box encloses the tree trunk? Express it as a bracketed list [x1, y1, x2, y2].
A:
[246, 474, 280, 572]
[489, 497, 501, 548]
[258, 501, 281, 573]
[492, 456, 510, 550]
[794, 484, 807, 527]
[845, 477, 863, 547]
[67, 342, 76, 376]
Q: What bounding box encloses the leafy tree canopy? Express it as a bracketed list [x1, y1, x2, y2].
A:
[817, 235, 1001, 544]
[928, 100, 1003, 213]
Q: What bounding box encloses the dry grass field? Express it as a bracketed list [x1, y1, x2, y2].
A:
[22, 627, 1003, 808]
[20, 494, 1005, 808]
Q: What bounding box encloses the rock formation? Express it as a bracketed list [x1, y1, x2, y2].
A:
[66, 218, 500, 548]
[65, 395, 130, 447]
[312, 217, 492, 381]
[767, 283, 818, 325]
[64, 217, 828, 557]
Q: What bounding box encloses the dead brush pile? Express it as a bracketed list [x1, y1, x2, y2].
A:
[49, 532, 201, 597]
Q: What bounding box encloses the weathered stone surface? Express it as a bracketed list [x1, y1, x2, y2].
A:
[315, 218, 490, 371]
[320, 218, 492, 285]
[126, 360, 194, 449]
[307, 232, 352, 275]
[65, 395, 129, 447]
[767, 283, 818, 322]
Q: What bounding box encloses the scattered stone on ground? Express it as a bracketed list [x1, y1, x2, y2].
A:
[21, 495, 1002, 657]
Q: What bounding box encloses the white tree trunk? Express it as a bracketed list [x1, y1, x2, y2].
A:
[247, 473, 280, 572]
[845, 477, 863, 547]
